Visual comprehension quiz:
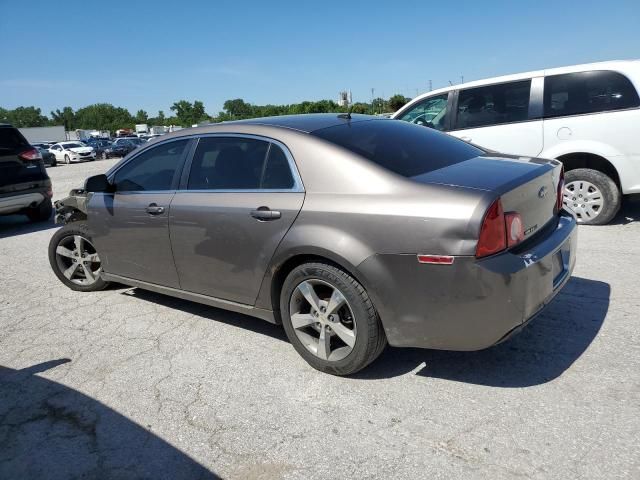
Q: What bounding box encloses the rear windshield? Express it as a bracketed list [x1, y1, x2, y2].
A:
[0, 127, 30, 154]
[312, 119, 483, 177]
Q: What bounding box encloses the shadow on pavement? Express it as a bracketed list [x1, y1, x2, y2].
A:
[356, 276, 609, 386]
[0, 214, 57, 239]
[609, 194, 640, 225]
[121, 288, 288, 343]
[0, 359, 218, 479]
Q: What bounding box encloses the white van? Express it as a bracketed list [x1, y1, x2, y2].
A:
[393, 60, 640, 224]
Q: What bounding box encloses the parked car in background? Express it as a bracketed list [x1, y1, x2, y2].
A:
[103, 140, 135, 158]
[49, 114, 575, 375]
[85, 139, 113, 159]
[394, 60, 640, 225]
[0, 124, 53, 222]
[35, 146, 57, 167]
[49, 142, 96, 164]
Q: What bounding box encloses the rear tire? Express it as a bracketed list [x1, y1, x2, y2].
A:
[280, 262, 386, 376]
[563, 168, 620, 225]
[25, 198, 52, 222]
[48, 223, 110, 292]
[102, 152, 107, 160]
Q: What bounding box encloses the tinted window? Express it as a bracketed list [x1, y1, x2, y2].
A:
[397, 93, 449, 131]
[312, 119, 483, 177]
[0, 127, 29, 154]
[188, 137, 269, 190]
[544, 71, 639, 118]
[262, 144, 295, 189]
[114, 139, 188, 192]
[455, 80, 531, 129]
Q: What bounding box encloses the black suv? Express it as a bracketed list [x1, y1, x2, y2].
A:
[0, 124, 53, 222]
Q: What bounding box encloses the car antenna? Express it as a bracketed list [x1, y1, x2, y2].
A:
[337, 106, 353, 120]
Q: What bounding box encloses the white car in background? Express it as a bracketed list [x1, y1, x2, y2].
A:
[49, 142, 96, 164]
[393, 60, 640, 225]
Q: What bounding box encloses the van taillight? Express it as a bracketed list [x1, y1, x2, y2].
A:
[475, 199, 507, 258]
[556, 166, 565, 212]
[18, 148, 42, 162]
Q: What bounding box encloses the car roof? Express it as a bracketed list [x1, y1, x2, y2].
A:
[226, 113, 378, 133]
[402, 59, 640, 107]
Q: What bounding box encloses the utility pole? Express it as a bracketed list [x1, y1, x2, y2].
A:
[460, 75, 464, 84]
[371, 88, 375, 114]
[429, 79, 432, 91]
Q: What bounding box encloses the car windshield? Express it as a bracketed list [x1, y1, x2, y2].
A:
[64, 143, 83, 149]
[312, 119, 484, 177]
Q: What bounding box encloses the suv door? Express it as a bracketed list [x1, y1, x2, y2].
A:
[449, 79, 544, 156]
[87, 138, 191, 287]
[169, 135, 305, 305]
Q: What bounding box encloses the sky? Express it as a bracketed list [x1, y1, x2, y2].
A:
[1, 0, 639, 117]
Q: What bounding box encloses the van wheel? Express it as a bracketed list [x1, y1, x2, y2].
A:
[280, 262, 386, 376]
[563, 168, 620, 225]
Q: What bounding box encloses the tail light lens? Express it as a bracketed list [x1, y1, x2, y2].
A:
[505, 212, 524, 247]
[476, 199, 507, 258]
[556, 165, 565, 212]
[18, 148, 42, 162]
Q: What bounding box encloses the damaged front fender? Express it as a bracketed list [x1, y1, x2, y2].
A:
[54, 189, 90, 224]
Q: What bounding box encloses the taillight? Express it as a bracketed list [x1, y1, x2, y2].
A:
[475, 199, 507, 258]
[505, 212, 524, 247]
[556, 165, 565, 212]
[18, 148, 42, 162]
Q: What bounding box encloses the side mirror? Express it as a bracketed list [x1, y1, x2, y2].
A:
[85, 174, 112, 193]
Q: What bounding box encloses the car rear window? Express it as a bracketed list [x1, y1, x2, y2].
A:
[312, 119, 483, 177]
[0, 127, 30, 154]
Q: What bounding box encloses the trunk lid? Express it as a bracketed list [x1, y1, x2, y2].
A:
[412, 154, 562, 241]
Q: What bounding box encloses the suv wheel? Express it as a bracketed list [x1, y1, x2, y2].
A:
[563, 168, 620, 225]
[48, 223, 110, 292]
[25, 198, 52, 222]
[280, 262, 386, 376]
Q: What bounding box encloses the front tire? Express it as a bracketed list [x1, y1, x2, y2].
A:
[563, 168, 620, 225]
[102, 152, 107, 160]
[64, 154, 70, 164]
[280, 262, 386, 375]
[48, 223, 109, 292]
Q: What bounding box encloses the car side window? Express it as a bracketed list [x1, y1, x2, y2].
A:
[455, 80, 532, 129]
[397, 94, 448, 131]
[187, 137, 271, 190]
[113, 139, 189, 192]
[544, 70, 640, 118]
[262, 144, 295, 189]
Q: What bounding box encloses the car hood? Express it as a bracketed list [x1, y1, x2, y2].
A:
[68, 147, 93, 154]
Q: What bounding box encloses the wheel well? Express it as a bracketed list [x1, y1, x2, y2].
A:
[557, 153, 621, 188]
[270, 254, 360, 324]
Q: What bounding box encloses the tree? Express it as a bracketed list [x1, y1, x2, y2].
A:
[222, 99, 253, 119]
[0, 106, 49, 127]
[50, 107, 76, 129]
[170, 100, 209, 126]
[74, 103, 134, 133]
[388, 94, 410, 112]
[134, 109, 148, 124]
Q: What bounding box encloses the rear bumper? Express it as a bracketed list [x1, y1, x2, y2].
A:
[358, 211, 578, 350]
[0, 191, 46, 215]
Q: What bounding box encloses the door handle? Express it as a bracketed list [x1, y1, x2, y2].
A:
[250, 207, 281, 221]
[145, 203, 165, 215]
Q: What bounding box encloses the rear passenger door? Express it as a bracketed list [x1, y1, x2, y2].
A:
[169, 135, 305, 305]
[449, 79, 544, 156]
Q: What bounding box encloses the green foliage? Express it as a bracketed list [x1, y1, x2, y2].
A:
[50, 107, 76, 129]
[74, 104, 135, 132]
[0, 106, 49, 127]
[388, 94, 411, 112]
[170, 100, 210, 126]
[135, 109, 148, 124]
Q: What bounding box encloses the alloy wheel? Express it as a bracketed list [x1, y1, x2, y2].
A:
[55, 235, 102, 286]
[289, 279, 357, 361]
[563, 180, 603, 222]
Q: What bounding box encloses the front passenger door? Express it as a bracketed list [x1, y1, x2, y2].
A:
[88, 138, 191, 288]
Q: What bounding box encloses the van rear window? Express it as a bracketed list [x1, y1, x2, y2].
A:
[0, 127, 30, 154]
[312, 119, 483, 177]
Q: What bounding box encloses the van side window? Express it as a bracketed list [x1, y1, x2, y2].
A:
[544, 71, 640, 118]
[455, 80, 531, 129]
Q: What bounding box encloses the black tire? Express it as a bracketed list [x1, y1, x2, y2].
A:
[64, 154, 70, 164]
[102, 151, 107, 160]
[564, 168, 620, 225]
[25, 198, 53, 222]
[48, 222, 110, 292]
[280, 262, 386, 375]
